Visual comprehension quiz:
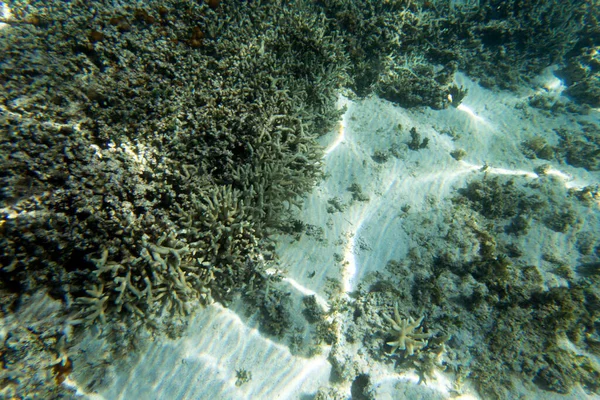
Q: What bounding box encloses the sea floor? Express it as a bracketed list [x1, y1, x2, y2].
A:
[75, 72, 600, 400]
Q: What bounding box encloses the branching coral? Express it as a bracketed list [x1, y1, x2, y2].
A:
[383, 304, 430, 356]
[189, 185, 261, 292]
[76, 284, 109, 325]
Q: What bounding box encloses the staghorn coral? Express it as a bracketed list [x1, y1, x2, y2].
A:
[0, 0, 340, 343]
[0, 14, 342, 394]
[186, 184, 262, 302]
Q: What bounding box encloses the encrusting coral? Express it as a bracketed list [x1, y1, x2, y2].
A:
[383, 303, 430, 356]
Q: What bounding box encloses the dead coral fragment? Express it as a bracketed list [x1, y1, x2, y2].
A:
[383, 304, 430, 356]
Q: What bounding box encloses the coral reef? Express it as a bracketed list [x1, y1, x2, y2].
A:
[455, 0, 592, 90]
[316, 0, 457, 108]
[555, 10, 600, 107]
[1, 0, 598, 397]
[456, 175, 545, 219]
[555, 123, 600, 171]
[521, 137, 555, 160]
[318, 0, 595, 93]
[0, 0, 344, 395]
[323, 172, 600, 399]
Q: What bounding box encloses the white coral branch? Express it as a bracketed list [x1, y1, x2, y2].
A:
[383, 303, 431, 356]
